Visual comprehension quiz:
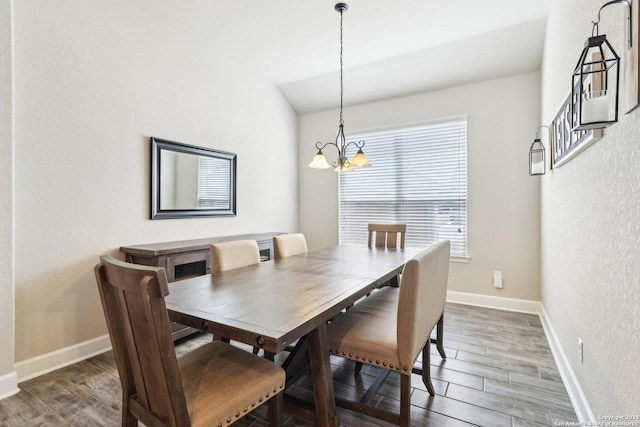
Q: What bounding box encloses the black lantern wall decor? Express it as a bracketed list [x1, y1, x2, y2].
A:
[529, 126, 549, 176]
[571, 0, 632, 131]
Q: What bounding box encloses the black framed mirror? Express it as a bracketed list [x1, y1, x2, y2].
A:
[150, 137, 237, 219]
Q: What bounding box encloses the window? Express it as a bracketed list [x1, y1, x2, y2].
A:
[338, 117, 468, 257]
[197, 156, 232, 209]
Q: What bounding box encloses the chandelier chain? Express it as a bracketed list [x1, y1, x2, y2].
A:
[339, 7, 344, 125]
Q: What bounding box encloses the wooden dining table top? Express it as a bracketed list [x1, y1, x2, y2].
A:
[165, 245, 419, 353]
[164, 244, 419, 427]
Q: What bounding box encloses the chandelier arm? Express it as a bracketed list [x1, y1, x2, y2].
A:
[343, 140, 364, 151]
[591, 0, 632, 49]
[315, 141, 340, 151]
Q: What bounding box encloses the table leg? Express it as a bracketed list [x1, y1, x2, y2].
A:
[307, 323, 339, 427]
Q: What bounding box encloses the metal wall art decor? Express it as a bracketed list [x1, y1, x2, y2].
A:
[551, 90, 603, 168]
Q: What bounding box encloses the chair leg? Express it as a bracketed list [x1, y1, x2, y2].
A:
[400, 374, 411, 427]
[422, 344, 435, 396]
[354, 361, 363, 373]
[436, 313, 446, 359]
[122, 396, 137, 427]
[252, 346, 260, 355]
[264, 351, 275, 362]
[267, 392, 283, 427]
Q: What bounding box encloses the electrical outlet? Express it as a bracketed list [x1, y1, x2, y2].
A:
[578, 338, 583, 363]
[493, 271, 503, 288]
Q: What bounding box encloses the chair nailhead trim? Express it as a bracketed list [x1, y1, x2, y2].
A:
[218, 424, 222, 427]
[252, 401, 256, 407]
[244, 407, 248, 413]
[235, 412, 240, 418]
[226, 417, 231, 423]
[333, 347, 402, 373]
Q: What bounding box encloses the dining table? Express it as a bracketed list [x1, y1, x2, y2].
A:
[165, 244, 419, 427]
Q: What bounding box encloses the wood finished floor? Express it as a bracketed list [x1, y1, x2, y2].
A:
[0, 303, 578, 426]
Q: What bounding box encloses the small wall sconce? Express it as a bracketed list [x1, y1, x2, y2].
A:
[571, 0, 632, 131]
[529, 126, 549, 176]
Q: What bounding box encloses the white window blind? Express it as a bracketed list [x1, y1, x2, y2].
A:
[197, 157, 231, 209]
[338, 118, 468, 257]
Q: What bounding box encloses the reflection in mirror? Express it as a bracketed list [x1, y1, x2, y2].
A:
[151, 137, 236, 219]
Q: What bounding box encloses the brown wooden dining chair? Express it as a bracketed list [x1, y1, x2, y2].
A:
[368, 223, 406, 249]
[95, 255, 285, 427]
[210, 239, 261, 273]
[326, 240, 450, 427]
[273, 233, 308, 259]
[367, 223, 407, 290]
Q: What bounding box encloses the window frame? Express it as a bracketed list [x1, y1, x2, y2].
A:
[338, 116, 469, 259]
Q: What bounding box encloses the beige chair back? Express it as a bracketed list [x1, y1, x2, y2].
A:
[273, 233, 308, 259]
[367, 223, 406, 249]
[396, 240, 450, 369]
[95, 256, 191, 426]
[210, 239, 261, 273]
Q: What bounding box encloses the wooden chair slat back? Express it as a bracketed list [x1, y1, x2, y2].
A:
[95, 255, 189, 426]
[367, 224, 407, 249]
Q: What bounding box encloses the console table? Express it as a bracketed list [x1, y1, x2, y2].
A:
[120, 232, 285, 339]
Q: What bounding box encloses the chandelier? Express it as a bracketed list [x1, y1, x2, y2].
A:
[308, 3, 371, 172]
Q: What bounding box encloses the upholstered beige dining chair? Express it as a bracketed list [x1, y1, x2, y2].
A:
[210, 239, 261, 273]
[273, 233, 308, 259]
[326, 240, 450, 427]
[368, 223, 406, 249]
[95, 256, 285, 427]
[210, 239, 263, 354]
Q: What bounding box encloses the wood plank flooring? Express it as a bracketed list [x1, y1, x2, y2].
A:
[0, 303, 578, 426]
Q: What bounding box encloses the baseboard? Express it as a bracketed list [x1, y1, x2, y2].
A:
[447, 292, 591, 421]
[0, 371, 19, 400]
[15, 335, 111, 383]
[539, 304, 594, 422]
[446, 290, 541, 314]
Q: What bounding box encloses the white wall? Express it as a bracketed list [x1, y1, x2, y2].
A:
[299, 72, 542, 301]
[541, 0, 640, 416]
[12, 0, 297, 363]
[0, 0, 19, 399]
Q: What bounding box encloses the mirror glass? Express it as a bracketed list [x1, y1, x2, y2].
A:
[151, 137, 237, 219]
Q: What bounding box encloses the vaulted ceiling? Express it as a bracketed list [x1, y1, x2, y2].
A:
[123, 0, 550, 113]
